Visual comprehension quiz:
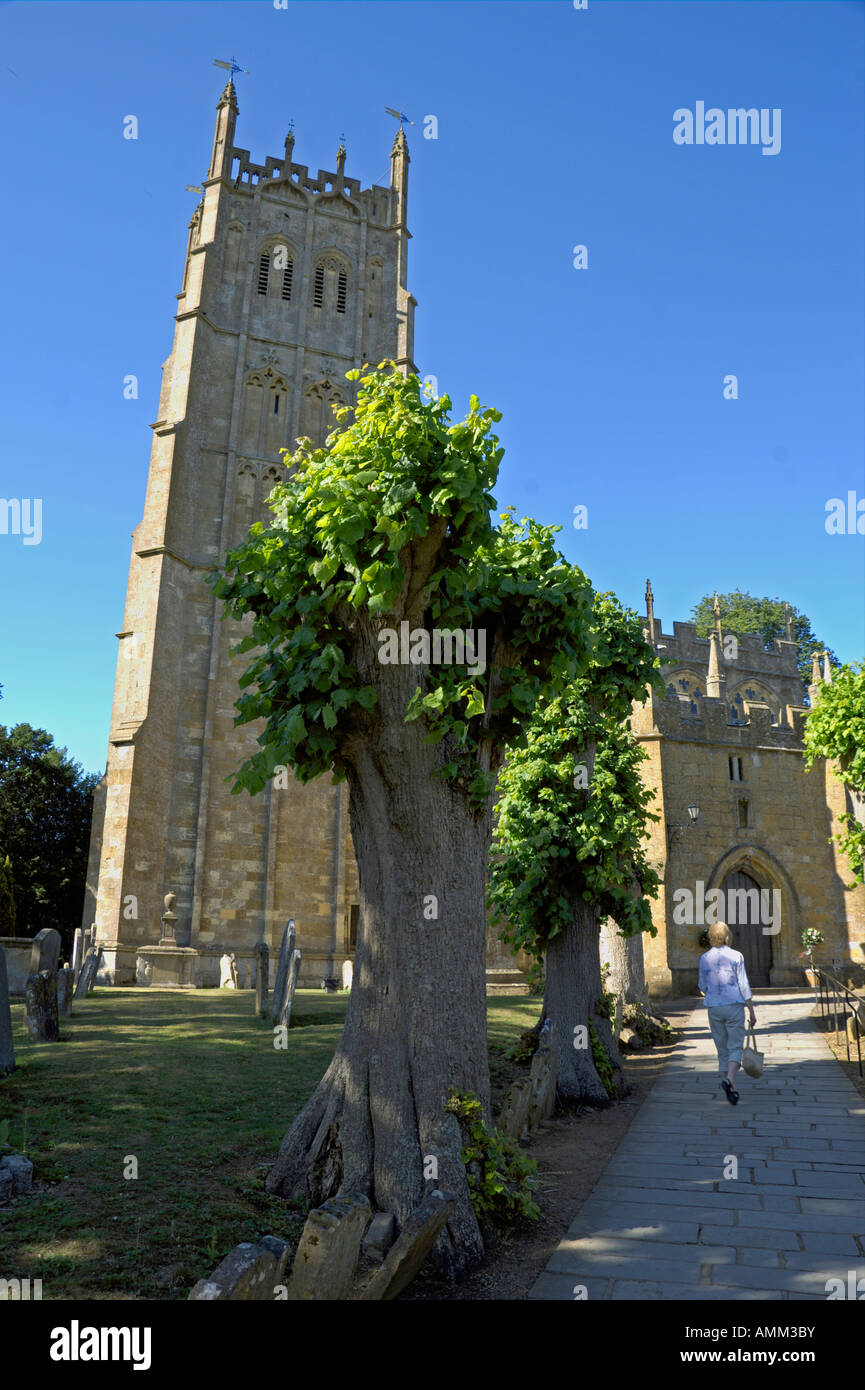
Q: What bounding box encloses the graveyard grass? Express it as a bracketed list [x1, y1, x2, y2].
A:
[0, 988, 541, 1299]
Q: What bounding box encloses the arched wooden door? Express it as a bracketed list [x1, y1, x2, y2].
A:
[722, 869, 772, 987]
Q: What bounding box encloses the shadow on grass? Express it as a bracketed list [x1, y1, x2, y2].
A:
[0, 988, 541, 1299]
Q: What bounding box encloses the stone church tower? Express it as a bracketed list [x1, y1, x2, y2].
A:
[84, 82, 416, 984]
[634, 586, 864, 994]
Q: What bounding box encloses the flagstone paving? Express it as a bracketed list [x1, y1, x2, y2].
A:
[528, 992, 865, 1300]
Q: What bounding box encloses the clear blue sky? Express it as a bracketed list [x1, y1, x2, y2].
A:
[1, 0, 863, 774]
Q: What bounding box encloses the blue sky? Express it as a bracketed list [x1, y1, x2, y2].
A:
[1, 0, 863, 773]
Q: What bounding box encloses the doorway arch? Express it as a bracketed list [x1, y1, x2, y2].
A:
[706, 845, 801, 986]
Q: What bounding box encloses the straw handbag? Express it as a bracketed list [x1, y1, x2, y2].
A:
[741, 1023, 764, 1079]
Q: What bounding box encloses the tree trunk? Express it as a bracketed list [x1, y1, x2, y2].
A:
[542, 900, 628, 1107]
[600, 918, 649, 1007]
[265, 654, 493, 1279]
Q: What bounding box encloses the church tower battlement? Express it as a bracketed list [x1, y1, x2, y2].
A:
[84, 83, 416, 985]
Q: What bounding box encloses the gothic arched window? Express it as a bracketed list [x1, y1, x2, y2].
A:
[256, 240, 297, 301]
[312, 255, 351, 317]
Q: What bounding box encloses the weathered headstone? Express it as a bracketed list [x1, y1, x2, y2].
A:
[0, 946, 15, 1077]
[254, 942, 269, 1014]
[25, 971, 59, 1042]
[358, 1191, 456, 1300]
[244, 963, 251, 990]
[29, 928, 61, 978]
[219, 953, 237, 988]
[71, 928, 84, 985]
[57, 964, 74, 1019]
[0, 1153, 34, 1195]
[74, 948, 98, 998]
[362, 1212, 395, 1264]
[286, 1193, 371, 1300]
[89, 948, 103, 993]
[270, 920, 295, 1023]
[278, 949, 302, 1030]
[188, 1241, 281, 1301]
[341, 959, 353, 992]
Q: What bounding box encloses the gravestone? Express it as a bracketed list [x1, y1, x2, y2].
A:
[25, 971, 59, 1042]
[254, 943, 269, 1014]
[57, 964, 73, 1018]
[0, 1153, 33, 1195]
[71, 928, 84, 985]
[0, 946, 15, 1076]
[277, 949, 302, 1030]
[74, 948, 99, 998]
[244, 963, 251, 990]
[29, 928, 61, 978]
[341, 959, 353, 992]
[286, 1193, 371, 1300]
[358, 1191, 456, 1301]
[219, 953, 238, 988]
[270, 920, 296, 1023]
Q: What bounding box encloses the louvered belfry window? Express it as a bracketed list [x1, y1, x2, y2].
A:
[313, 265, 325, 308]
[257, 251, 270, 296]
[281, 261, 293, 301]
[336, 269, 347, 314]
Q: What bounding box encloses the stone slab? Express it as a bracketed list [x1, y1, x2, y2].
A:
[288, 1192, 371, 1300]
[358, 1191, 455, 1301]
[188, 1241, 278, 1300]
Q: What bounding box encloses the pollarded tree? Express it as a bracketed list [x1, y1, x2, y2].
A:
[488, 594, 661, 1106]
[803, 662, 865, 885]
[212, 367, 596, 1275]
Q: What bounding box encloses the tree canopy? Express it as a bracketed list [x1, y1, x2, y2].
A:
[692, 590, 838, 690]
[488, 592, 661, 962]
[213, 367, 597, 801]
[803, 662, 865, 885]
[0, 723, 99, 949]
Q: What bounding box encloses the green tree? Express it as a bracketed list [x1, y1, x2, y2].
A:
[0, 724, 100, 956]
[0, 852, 16, 936]
[488, 594, 661, 1106]
[692, 591, 838, 690]
[803, 663, 865, 885]
[211, 367, 596, 1274]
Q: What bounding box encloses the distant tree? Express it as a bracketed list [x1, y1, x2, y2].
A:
[691, 591, 838, 691]
[0, 853, 16, 936]
[488, 594, 661, 1106]
[0, 724, 99, 956]
[803, 663, 865, 886]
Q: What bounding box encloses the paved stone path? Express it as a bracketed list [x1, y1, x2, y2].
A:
[528, 992, 865, 1300]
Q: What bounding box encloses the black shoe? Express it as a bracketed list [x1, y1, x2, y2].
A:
[722, 1080, 739, 1106]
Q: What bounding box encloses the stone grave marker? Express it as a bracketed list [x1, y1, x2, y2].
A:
[57, 964, 74, 1018]
[278, 949, 302, 1030]
[341, 959, 353, 992]
[270, 920, 295, 1023]
[29, 928, 61, 978]
[71, 928, 84, 985]
[286, 1193, 371, 1300]
[25, 970, 59, 1042]
[358, 1191, 455, 1301]
[254, 942, 269, 1014]
[0, 946, 15, 1077]
[219, 953, 238, 988]
[74, 948, 99, 999]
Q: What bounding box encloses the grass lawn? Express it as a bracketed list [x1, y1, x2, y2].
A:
[0, 987, 540, 1300]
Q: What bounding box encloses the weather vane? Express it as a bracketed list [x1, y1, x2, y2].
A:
[213, 56, 250, 80]
[385, 106, 414, 128]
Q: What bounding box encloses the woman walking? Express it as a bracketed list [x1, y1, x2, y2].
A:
[698, 921, 757, 1105]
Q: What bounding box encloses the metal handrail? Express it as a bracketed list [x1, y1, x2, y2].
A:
[814, 965, 864, 1078]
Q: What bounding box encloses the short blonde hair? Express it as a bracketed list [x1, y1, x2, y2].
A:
[708, 921, 731, 947]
